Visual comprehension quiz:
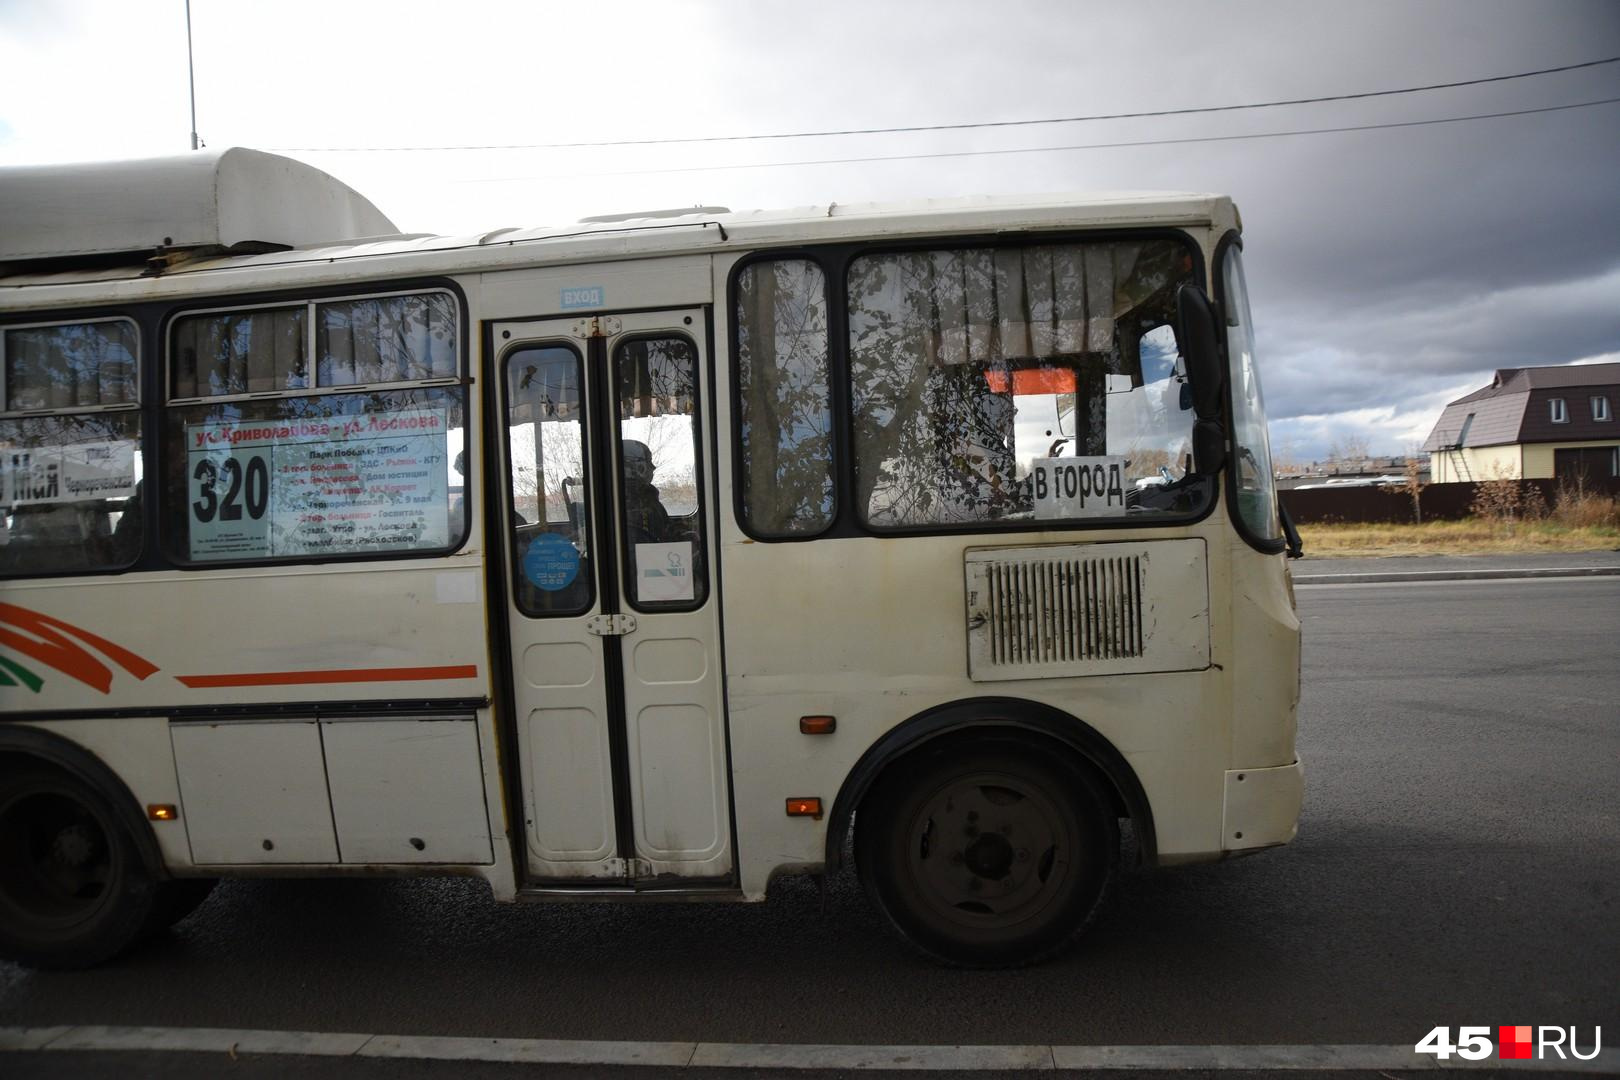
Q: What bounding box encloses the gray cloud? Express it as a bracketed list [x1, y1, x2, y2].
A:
[4, 0, 1617, 463]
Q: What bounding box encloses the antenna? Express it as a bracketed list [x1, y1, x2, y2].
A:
[185, 0, 200, 150]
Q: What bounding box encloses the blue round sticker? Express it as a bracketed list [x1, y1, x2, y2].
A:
[523, 532, 581, 591]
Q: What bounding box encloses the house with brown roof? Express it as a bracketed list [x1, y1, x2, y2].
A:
[1422, 363, 1619, 484]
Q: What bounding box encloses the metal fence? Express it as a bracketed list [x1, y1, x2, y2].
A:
[1278, 478, 1620, 525]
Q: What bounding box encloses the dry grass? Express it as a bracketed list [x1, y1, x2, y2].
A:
[1550, 486, 1620, 529]
[1301, 519, 1620, 557]
[1301, 483, 1620, 557]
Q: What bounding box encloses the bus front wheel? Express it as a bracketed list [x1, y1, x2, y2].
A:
[0, 766, 162, 969]
[856, 742, 1117, 967]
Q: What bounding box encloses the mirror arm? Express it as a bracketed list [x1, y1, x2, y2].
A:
[1280, 501, 1305, 559]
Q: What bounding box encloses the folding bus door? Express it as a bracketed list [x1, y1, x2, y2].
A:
[492, 310, 732, 884]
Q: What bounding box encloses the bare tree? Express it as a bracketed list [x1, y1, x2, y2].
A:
[1327, 433, 1371, 470]
[1382, 447, 1427, 524]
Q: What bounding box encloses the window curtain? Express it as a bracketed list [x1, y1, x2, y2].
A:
[6, 321, 138, 410]
[173, 308, 304, 397]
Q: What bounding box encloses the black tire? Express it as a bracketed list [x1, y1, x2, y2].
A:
[856, 740, 1118, 967]
[0, 766, 162, 969]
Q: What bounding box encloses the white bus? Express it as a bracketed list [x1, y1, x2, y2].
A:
[0, 149, 1302, 969]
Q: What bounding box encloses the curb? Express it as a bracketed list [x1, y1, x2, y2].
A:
[1292, 565, 1620, 585]
[5, 1026, 1617, 1073]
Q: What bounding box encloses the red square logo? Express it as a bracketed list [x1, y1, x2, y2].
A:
[1500, 1026, 1533, 1059]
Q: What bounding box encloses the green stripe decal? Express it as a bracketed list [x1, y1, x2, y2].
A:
[0, 654, 44, 692]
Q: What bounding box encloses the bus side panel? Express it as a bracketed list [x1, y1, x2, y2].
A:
[1227, 537, 1301, 769]
[0, 558, 487, 712]
[0, 556, 518, 884]
[715, 526, 1237, 898]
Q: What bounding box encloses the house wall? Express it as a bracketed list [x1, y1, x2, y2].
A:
[1429, 443, 1522, 483]
[1522, 439, 1620, 479]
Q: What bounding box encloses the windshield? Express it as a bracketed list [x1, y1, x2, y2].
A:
[1220, 245, 1281, 543]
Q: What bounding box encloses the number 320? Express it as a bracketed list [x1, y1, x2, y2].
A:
[193, 457, 269, 523]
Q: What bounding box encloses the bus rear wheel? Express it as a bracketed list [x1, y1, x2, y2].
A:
[0, 767, 160, 970]
[856, 742, 1117, 967]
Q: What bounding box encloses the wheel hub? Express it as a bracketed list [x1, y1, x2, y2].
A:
[963, 830, 1015, 880]
[51, 824, 98, 867]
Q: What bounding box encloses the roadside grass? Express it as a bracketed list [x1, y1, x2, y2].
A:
[1300, 519, 1620, 557]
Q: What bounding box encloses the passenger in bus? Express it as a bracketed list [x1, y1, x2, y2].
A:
[107, 483, 142, 564]
[454, 449, 527, 529]
[621, 439, 670, 545]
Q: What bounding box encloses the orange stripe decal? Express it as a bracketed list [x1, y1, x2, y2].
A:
[175, 664, 477, 689]
[0, 602, 160, 694]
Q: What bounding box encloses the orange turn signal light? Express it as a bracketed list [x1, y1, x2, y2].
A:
[799, 715, 836, 735]
[785, 797, 823, 819]
[147, 804, 178, 821]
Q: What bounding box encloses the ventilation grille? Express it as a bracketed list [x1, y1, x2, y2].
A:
[965, 539, 1209, 682]
[983, 556, 1144, 665]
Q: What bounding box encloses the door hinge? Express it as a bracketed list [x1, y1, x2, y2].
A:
[571, 315, 622, 339]
[585, 613, 638, 637]
[605, 857, 653, 877]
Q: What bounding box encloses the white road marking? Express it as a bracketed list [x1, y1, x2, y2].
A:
[1296, 573, 1620, 590]
[690, 1042, 1053, 1070]
[1, 1026, 1615, 1072]
[0, 1027, 70, 1051]
[1292, 567, 1620, 586]
[44, 1025, 371, 1056]
[359, 1033, 696, 1066]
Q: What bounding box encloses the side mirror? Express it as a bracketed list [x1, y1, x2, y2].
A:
[1192, 418, 1226, 475]
[1175, 284, 1225, 421]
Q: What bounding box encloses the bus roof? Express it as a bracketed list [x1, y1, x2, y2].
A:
[0, 150, 1237, 305]
[0, 148, 400, 266]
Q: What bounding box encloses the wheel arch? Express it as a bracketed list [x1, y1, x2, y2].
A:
[0, 724, 167, 879]
[825, 696, 1157, 871]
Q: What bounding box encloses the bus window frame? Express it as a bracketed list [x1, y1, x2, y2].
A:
[500, 337, 597, 619]
[158, 279, 474, 571]
[612, 329, 712, 614]
[0, 313, 145, 578]
[2, 313, 143, 415]
[726, 228, 1219, 543]
[1212, 231, 1287, 557]
[726, 251, 839, 542]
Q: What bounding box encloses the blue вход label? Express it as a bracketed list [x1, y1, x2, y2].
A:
[560, 287, 604, 310]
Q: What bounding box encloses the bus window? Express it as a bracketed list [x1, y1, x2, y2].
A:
[0, 319, 142, 576]
[506, 344, 593, 615]
[615, 335, 707, 609]
[734, 258, 833, 537]
[173, 306, 305, 396]
[162, 290, 467, 564]
[847, 240, 1210, 528]
[319, 293, 457, 385]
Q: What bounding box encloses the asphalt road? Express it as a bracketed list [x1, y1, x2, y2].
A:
[3, 577, 1617, 1072]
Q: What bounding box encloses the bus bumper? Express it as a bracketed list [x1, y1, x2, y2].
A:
[1221, 759, 1303, 853]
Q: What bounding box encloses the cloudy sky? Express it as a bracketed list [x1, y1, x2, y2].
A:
[3, 0, 1617, 462]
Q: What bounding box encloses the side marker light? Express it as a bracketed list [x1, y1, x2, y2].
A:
[785, 797, 823, 820]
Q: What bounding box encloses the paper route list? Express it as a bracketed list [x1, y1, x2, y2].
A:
[186, 408, 451, 561]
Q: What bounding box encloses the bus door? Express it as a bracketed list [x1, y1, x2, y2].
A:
[492, 309, 733, 884]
